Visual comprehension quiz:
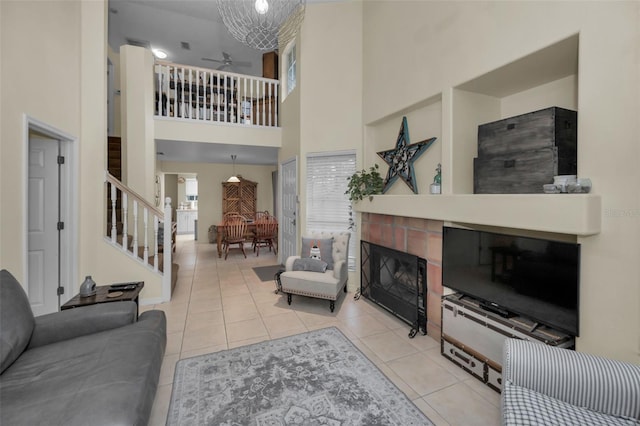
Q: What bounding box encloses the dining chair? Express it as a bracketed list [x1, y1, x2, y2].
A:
[254, 210, 270, 222]
[251, 210, 270, 245]
[253, 215, 278, 257]
[223, 214, 247, 260]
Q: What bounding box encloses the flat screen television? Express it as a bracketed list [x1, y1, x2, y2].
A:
[442, 226, 580, 336]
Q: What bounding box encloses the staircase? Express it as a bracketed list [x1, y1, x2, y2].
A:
[105, 137, 176, 301]
[107, 137, 126, 244]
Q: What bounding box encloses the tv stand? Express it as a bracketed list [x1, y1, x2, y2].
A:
[478, 301, 514, 318]
[441, 293, 574, 392]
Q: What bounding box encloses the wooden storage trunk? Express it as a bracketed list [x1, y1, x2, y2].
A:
[474, 107, 577, 194]
[441, 295, 575, 393]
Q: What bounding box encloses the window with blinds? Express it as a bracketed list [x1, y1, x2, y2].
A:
[306, 151, 356, 270]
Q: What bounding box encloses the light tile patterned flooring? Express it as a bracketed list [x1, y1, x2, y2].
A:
[146, 235, 501, 425]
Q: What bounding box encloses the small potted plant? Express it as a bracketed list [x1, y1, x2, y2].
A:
[345, 164, 384, 202]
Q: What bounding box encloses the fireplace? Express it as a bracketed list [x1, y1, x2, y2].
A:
[360, 240, 427, 337]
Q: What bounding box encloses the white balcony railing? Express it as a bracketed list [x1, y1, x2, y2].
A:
[154, 61, 279, 127]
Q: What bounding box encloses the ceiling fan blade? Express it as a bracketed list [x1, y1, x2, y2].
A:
[235, 61, 252, 67]
[202, 57, 224, 63]
[222, 51, 232, 61]
[217, 64, 230, 71]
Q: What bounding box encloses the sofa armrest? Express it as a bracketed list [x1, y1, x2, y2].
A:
[332, 259, 347, 282]
[285, 256, 301, 271]
[27, 302, 138, 349]
[502, 338, 640, 419]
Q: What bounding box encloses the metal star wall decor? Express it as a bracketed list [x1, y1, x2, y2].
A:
[377, 116, 437, 194]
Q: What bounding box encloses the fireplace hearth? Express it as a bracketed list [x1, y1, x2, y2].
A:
[359, 240, 427, 337]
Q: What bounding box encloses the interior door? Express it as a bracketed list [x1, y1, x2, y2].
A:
[28, 136, 61, 315]
[280, 157, 298, 263]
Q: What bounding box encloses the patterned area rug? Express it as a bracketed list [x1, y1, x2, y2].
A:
[167, 327, 433, 425]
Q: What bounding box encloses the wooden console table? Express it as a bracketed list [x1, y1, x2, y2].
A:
[62, 282, 144, 316]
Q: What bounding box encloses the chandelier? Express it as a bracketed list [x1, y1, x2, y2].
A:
[216, 0, 306, 51]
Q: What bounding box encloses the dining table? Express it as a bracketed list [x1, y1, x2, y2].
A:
[214, 220, 278, 258]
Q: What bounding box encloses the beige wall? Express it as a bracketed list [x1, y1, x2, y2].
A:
[1, 0, 82, 278]
[163, 174, 179, 221]
[296, 2, 364, 232]
[1, 0, 164, 303]
[3, 0, 637, 361]
[362, 1, 639, 362]
[121, 45, 156, 198]
[292, 2, 363, 288]
[107, 45, 122, 137]
[278, 9, 304, 165]
[159, 161, 277, 241]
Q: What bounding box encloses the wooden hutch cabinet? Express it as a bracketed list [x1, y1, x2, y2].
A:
[222, 177, 257, 220]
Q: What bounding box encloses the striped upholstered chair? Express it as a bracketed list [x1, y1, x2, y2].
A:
[502, 338, 640, 426]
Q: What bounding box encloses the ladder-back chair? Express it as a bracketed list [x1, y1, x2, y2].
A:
[223, 214, 247, 259]
[253, 215, 278, 257]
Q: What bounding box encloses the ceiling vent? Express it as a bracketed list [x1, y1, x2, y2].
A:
[125, 38, 151, 49]
[180, 41, 191, 51]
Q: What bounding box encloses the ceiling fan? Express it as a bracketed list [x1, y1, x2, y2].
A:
[202, 52, 252, 71]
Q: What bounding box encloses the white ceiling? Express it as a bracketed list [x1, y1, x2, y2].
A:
[108, 0, 265, 75]
[108, 0, 278, 165]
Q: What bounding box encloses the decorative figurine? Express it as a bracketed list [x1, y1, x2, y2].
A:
[430, 163, 442, 194]
[377, 116, 437, 194]
[79, 275, 97, 297]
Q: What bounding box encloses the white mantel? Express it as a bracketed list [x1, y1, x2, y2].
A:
[354, 194, 601, 236]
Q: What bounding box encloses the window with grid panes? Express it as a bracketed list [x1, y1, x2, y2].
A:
[285, 43, 296, 97]
[306, 151, 356, 270]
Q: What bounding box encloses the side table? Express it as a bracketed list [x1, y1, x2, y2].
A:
[61, 281, 144, 316]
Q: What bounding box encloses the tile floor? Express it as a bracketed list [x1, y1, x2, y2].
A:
[145, 235, 502, 425]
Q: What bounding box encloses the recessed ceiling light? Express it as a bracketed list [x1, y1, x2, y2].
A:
[152, 49, 168, 59]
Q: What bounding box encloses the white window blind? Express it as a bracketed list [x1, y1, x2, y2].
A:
[306, 151, 356, 270]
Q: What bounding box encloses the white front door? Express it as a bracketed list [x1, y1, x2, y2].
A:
[28, 136, 61, 315]
[280, 157, 298, 263]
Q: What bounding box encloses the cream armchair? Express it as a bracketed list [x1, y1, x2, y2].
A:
[280, 231, 350, 312]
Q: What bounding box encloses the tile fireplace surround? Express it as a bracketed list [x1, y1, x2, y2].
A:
[360, 213, 443, 338]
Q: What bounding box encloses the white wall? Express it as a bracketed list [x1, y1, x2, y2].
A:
[361, 1, 640, 363]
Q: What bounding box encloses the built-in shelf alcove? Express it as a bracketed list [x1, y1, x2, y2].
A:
[357, 33, 599, 237]
[364, 93, 443, 196]
[449, 33, 579, 195]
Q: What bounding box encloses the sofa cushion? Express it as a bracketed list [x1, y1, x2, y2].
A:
[0, 310, 166, 426]
[502, 380, 639, 426]
[293, 258, 328, 273]
[301, 237, 334, 270]
[0, 270, 35, 374]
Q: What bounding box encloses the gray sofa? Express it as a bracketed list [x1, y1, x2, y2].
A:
[502, 338, 640, 426]
[0, 269, 167, 426]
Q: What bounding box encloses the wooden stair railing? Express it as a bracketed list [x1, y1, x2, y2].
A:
[104, 172, 173, 302]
